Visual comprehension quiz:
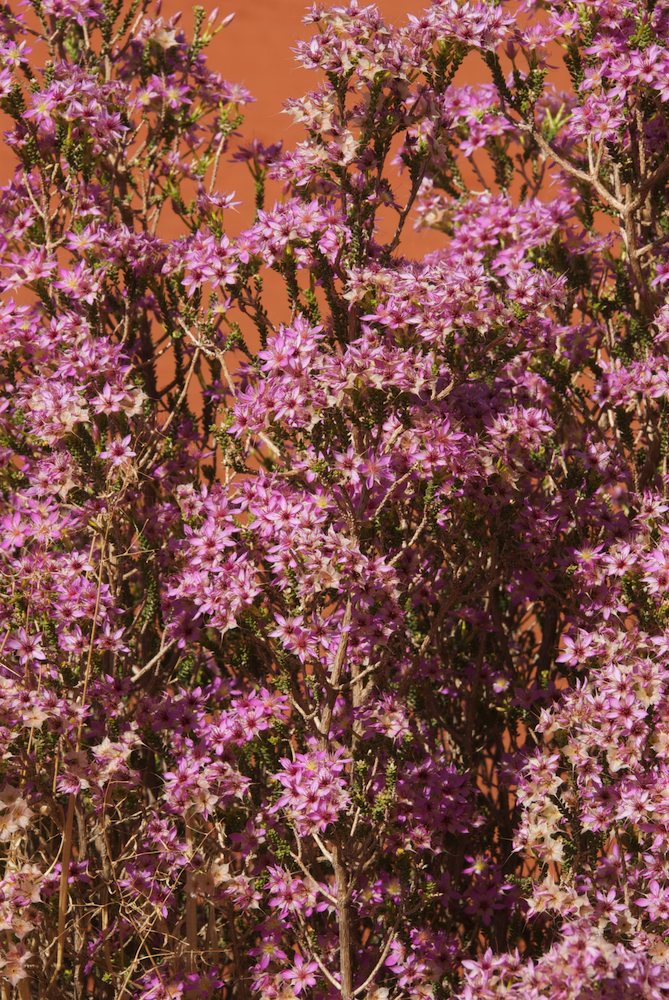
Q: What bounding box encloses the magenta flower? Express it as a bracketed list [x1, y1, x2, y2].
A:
[99, 435, 136, 467]
[282, 954, 318, 995]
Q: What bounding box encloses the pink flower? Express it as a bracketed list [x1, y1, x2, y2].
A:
[7, 628, 46, 665]
[282, 954, 318, 995]
[100, 435, 136, 467]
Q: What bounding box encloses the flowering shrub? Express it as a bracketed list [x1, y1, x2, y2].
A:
[2, 0, 669, 995]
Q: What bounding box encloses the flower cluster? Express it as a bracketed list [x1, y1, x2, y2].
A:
[2, 0, 669, 996]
